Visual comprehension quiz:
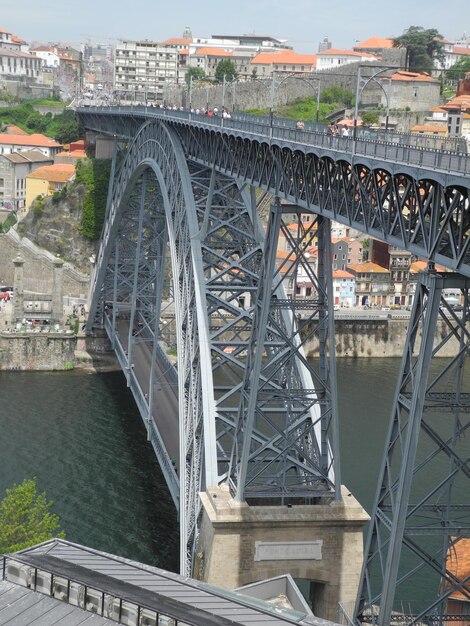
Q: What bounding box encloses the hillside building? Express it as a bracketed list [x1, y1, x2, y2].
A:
[0, 150, 53, 210]
[0, 133, 62, 158]
[25, 163, 75, 208]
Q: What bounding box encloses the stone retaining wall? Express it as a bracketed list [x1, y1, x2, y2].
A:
[0, 333, 76, 370]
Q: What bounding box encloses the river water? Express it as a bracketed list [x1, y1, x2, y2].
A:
[0, 358, 465, 608]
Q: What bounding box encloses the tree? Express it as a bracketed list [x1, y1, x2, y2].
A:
[362, 111, 379, 126]
[394, 26, 445, 74]
[320, 86, 355, 108]
[447, 57, 470, 81]
[185, 66, 206, 87]
[0, 477, 65, 553]
[215, 59, 237, 83]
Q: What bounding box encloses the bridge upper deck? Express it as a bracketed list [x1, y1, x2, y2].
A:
[77, 105, 470, 185]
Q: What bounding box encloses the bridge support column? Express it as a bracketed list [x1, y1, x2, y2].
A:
[196, 485, 369, 622]
[355, 269, 470, 626]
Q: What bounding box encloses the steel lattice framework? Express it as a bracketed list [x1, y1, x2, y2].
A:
[78, 107, 470, 277]
[87, 119, 339, 576]
[78, 108, 470, 623]
[355, 272, 470, 626]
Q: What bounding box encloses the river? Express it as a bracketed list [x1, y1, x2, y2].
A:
[0, 358, 465, 610]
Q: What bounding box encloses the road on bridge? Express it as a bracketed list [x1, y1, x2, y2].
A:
[115, 317, 180, 471]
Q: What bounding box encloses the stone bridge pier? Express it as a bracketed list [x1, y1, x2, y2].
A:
[196, 485, 369, 621]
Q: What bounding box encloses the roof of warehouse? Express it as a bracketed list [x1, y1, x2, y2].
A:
[4, 539, 339, 626]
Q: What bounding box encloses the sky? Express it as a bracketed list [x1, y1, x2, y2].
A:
[2, 0, 469, 52]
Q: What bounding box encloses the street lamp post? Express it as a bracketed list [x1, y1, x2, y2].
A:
[353, 65, 398, 153]
[270, 73, 321, 131]
[189, 75, 193, 115]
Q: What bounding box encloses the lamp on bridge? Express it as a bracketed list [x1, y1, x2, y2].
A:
[352, 64, 397, 153]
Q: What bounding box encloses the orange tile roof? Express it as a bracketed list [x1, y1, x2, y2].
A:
[442, 94, 470, 111]
[162, 37, 193, 45]
[333, 270, 355, 279]
[337, 118, 363, 127]
[391, 70, 434, 82]
[0, 133, 62, 148]
[318, 48, 377, 58]
[434, 37, 454, 45]
[56, 149, 87, 158]
[446, 538, 470, 601]
[431, 106, 446, 112]
[5, 124, 28, 135]
[355, 37, 394, 49]
[348, 262, 389, 273]
[453, 46, 470, 56]
[179, 49, 189, 55]
[251, 51, 317, 66]
[411, 124, 447, 133]
[26, 163, 75, 183]
[410, 260, 446, 273]
[193, 47, 232, 57]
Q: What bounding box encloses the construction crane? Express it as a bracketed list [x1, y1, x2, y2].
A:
[80, 33, 121, 42]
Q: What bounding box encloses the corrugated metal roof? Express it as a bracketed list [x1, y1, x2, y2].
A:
[10, 539, 338, 626]
[0, 580, 115, 625]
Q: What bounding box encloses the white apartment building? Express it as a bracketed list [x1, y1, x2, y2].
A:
[0, 48, 42, 79]
[114, 40, 178, 102]
[31, 46, 60, 68]
[316, 49, 378, 71]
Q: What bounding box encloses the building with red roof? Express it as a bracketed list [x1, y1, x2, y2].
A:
[250, 51, 317, 77]
[0, 133, 63, 157]
[316, 48, 378, 71]
[25, 163, 75, 208]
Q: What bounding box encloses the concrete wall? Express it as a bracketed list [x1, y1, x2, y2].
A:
[0, 230, 89, 298]
[303, 318, 458, 358]
[0, 332, 76, 370]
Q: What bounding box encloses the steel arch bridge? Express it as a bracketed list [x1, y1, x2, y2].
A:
[77, 107, 470, 626]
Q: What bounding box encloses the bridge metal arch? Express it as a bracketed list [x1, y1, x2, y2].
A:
[88, 116, 341, 577]
[88, 119, 221, 574]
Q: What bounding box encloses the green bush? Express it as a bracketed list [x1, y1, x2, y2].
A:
[0, 212, 17, 233]
[76, 159, 111, 239]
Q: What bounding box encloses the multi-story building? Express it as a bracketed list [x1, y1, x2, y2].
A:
[0, 48, 42, 79]
[0, 150, 53, 211]
[250, 50, 317, 78]
[388, 248, 413, 307]
[316, 49, 378, 71]
[379, 71, 441, 113]
[347, 261, 390, 307]
[440, 74, 470, 139]
[332, 270, 355, 307]
[31, 46, 60, 68]
[25, 163, 75, 208]
[114, 40, 178, 102]
[0, 133, 62, 158]
[332, 237, 363, 271]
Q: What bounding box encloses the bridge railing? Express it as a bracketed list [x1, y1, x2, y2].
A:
[78, 105, 470, 177]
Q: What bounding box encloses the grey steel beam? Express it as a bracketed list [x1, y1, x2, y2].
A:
[355, 270, 470, 626]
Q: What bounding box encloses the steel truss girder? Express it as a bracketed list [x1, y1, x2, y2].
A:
[76, 112, 470, 277]
[355, 270, 470, 626]
[177, 130, 470, 276]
